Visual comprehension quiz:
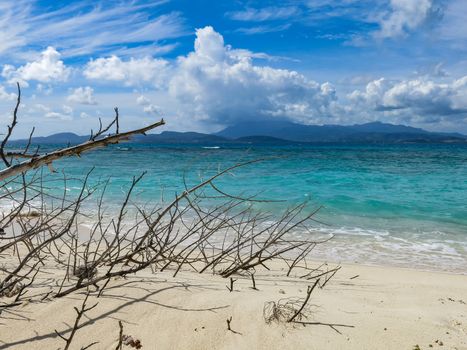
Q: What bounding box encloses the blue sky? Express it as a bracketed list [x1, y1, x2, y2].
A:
[0, 0, 466, 137]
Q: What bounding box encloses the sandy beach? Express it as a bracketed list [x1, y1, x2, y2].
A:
[1, 260, 466, 350]
[1, 0, 467, 348]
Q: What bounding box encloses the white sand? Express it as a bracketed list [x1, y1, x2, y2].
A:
[1, 260, 466, 350]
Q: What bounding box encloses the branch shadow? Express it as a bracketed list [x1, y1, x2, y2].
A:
[0, 281, 229, 349]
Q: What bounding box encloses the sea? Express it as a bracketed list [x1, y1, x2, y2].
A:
[3, 142, 467, 273]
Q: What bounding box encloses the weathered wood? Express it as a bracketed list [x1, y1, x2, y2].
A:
[0, 119, 165, 181]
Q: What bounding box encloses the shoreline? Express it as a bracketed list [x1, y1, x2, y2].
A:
[311, 259, 467, 277]
[310, 257, 467, 276]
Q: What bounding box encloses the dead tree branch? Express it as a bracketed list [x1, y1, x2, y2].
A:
[54, 291, 98, 350]
[0, 118, 165, 181]
[0, 83, 21, 167]
[288, 279, 319, 322]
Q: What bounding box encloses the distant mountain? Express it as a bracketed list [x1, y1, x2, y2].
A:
[348, 121, 428, 134]
[9, 131, 228, 145]
[132, 131, 227, 144]
[216, 120, 467, 143]
[10, 122, 467, 145]
[10, 132, 89, 144]
[235, 135, 297, 144]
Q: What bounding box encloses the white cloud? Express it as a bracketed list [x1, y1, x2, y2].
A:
[62, 105, 73, 115]
[67, 86, 97, 105]
[0, 1, 184, 58]
[167, 26, 338, 125]
[6, 25, 462, 135]
[227, 6, 300, 21]
[36, 83, 53, 95]
[439, 0, 467, 42]
[0, 85, 15, 100]
[136, 95, 160, 115]
[84, 56, 168, 87]
[375, 0, 439, 38]
[235, 23, 291, 35]
[136, 95, 151, 106]
[26, 103, 73, 121]
[348, 76, 467, 122]
[2, 47, 70, 84]
[143, 104, 160, 115]
[88, 25, 340, 126]
[44, 112, 72, 120]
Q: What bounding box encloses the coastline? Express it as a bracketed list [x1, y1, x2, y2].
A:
[2, 259, 466, 349]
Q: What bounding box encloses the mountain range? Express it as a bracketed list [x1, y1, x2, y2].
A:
[10, 121, 467, 145]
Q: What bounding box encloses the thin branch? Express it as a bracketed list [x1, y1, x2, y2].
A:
[0, 82, 21, 167]
[0, 118, 165, 181]
[288, 279, 319, 323]
[54, 291, 98, 350]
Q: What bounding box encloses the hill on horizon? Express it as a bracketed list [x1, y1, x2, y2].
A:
[9, 121, 467, 145]
[216, 120, 466, 143]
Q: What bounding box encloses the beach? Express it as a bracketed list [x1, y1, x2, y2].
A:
[1, 258, 466, 350]
[1, 143, 466, 349]
[1, 2, 467, 348]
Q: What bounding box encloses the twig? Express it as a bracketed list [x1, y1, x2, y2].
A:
[321, 266, 341, 288]
[116, 321, 123, 350]
[54, 291, 98, 350]
[288, 279, 319, 323]
[250, 273, 258, 290]
[0, 83, 20, 167]
[291, 321, 354, 334]
[226, 316, 241, 334]
[226, 277, 237, 292]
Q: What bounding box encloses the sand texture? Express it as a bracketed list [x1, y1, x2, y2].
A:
[1, 261, 466, 350]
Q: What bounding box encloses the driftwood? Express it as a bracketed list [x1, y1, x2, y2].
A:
[0, 83, 340, 347]
[0, 103, 164, 182]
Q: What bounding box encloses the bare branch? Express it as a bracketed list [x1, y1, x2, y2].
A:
[288, 279, 319, 322]
[0, 118, 165, 181]
[54, 291, 98, 350]
[0, 82, 21, 167]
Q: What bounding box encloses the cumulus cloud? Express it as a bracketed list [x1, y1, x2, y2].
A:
[136, 95, 151, 106]
[375, 0, 441, 38]
[82, 26, 337, 125]
[84, 56, 168, 87]
[0, 85, 15, 100]
[67, 86, 97, 105]
[167, 26, 338, 124]
[136, 95, 161, 115]
[36, 83, 53, 95]
[2, 47, 70, 84]
[349, 76, 467, 122]
[27, 103, 73, 121]
[77, 26, 466, 130]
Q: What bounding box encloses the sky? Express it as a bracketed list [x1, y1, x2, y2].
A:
[0, 0, 466, 137]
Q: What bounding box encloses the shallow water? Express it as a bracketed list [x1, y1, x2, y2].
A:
[3, 143, 467, 272]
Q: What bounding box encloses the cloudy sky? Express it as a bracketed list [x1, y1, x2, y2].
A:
[0, 0, 466, 137]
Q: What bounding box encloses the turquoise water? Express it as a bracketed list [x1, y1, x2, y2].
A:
[6, 143, 467, 271]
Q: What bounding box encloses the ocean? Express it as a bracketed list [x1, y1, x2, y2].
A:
[4, 142, 467, 272]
